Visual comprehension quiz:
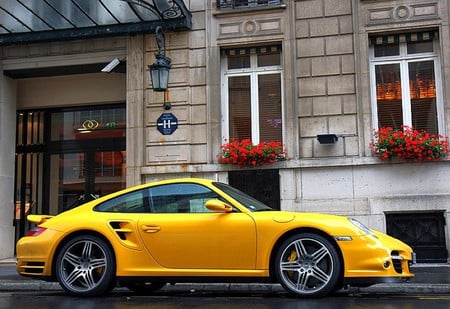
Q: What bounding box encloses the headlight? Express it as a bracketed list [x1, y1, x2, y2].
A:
[349, 218, 378, 238]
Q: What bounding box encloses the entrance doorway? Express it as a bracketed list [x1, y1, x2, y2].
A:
[15, 105, 126, 240]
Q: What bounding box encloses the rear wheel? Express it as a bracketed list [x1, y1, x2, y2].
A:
[55, 235, 116, 296]
[275, 233, 341, 298]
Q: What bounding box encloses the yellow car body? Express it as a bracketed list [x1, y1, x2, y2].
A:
[16, 178, 414, 297]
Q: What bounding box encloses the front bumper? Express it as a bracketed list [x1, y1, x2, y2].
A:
[337, 231, 415, 285]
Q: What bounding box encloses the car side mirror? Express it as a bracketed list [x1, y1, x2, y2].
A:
[205, 199, 233, 213]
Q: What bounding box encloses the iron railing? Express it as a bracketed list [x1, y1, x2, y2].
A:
[217, 0, 282, 9]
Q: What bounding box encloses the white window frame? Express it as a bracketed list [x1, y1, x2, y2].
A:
[369, 39, 444, 134]
[220, 52, 285, 144]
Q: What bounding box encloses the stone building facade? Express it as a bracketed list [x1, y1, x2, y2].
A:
[0, 0, 449, 262]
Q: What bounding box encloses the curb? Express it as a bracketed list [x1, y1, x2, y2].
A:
[356, 283, 450, 295]
[0, 280, 449, 295]
[0, 280, 61, 291]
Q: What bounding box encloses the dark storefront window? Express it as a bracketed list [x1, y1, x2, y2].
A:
[15, 105, 126, 241]
[50, 108, 126, 141]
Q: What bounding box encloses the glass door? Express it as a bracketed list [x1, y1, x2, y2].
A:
[49, 153, 86, 214]
[94, 150, 126, 197]
[46, 106, 126, 213]
[49, 150, 126, 214]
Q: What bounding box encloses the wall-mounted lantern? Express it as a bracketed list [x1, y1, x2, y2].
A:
[149, 26, 172, 92]
[317, 134, 338, 144]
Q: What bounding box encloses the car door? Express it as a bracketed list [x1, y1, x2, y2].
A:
[137, 183, 257, 270]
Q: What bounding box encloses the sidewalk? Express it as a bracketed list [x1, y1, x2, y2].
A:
[1, 258, 449, 295]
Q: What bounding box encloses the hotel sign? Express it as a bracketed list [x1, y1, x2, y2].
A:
[157, 113, 178, 135]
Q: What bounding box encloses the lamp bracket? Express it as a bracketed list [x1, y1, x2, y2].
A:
[155, 26, 166, 56]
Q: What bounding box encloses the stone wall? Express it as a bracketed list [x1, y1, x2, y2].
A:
[144, 1, 209, 168]
[295, 0, 358, 158]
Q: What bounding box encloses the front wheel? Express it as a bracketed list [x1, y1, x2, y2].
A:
[55, 235, 116, 296]
[275, 233, 341, 298]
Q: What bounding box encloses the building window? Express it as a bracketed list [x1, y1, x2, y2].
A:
[221, 46, 283, 143]
[217, 0, 282, 10]
[370, 31, 443, 134]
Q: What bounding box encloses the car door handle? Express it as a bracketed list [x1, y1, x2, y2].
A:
[141, 224, 161, 233]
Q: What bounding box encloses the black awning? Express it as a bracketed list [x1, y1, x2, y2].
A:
[0, 0, 192, 45]
[369, 31, 437, 45]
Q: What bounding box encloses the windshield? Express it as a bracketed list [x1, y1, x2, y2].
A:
[213, 182, 273, 212]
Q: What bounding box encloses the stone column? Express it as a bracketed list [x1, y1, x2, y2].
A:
[126, 34, 145, 186]
[0, 69, 17, 259]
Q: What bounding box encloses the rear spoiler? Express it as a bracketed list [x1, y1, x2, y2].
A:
[27, 214, 54, 225]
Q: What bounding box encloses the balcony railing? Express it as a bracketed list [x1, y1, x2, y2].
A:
[217, 0, 282, 9]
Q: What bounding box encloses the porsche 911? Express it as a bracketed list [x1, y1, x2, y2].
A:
[16, 178, 415, 297]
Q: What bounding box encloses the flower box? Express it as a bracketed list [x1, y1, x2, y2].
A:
[218, 139, 287, 167]
[370, 126, 448, 161]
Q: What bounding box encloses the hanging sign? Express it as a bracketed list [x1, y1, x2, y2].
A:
[157, 113, 178, 135]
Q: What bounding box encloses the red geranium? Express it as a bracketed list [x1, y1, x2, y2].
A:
[370, 126, 449, 161]
[218, 139, 287, 167]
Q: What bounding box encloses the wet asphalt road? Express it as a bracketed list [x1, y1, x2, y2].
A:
[1, 289, 450, 309]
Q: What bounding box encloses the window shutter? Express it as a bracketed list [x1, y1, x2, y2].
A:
[377, 100, 403, 129]
[229, 76, 251, 140]
[258, 74, 282, 141]
[411, 100, 437, 133]
[409, 61, 438, 133]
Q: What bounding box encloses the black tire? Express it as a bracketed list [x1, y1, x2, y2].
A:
[123, 281, 167, 294]
[275, 233, 341, 298]
[55, 235, 116, 296]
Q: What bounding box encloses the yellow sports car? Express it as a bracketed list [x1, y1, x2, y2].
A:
[16, 178, 415, 297]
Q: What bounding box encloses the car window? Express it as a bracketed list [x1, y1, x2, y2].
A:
[149, 183, 224, 213]
[94, 189, 149, 213]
